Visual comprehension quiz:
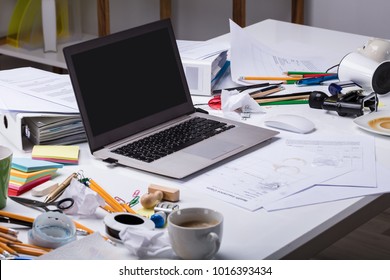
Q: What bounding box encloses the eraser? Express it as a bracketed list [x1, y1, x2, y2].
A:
[31, 180, 59, 197]
[148, 184, 180, 202]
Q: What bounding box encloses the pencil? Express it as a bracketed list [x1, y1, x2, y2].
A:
[0, 210, 93, 235]
[260, 99, 309, 106]
[121, 203, 136, 214]
[256, 95, 309, 104]
[8, 243, 47, 257]
[8, 242, 52, 252]
[0, 225, 18, 236]
[0, 241, 19, 256]
[249, 86, 284, 99]
[284, 71, 329, 75]
[88, 179, 128, 213]
[0, 210, 35, 225]
[0, 232, 21, 242]
[240, 76, 301, 81]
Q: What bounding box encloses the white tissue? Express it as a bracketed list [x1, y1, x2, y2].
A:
[119, 227, 174, 259]
[221, 89, 264, 113]
[60, 178, 105, 216]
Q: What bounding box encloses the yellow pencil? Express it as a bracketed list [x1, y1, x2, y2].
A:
[0, 241, 19, 256]
[0, 225, 19, 236]
[0, 210, 93, 235]
[0, 232, 22, 243]
[240, 76, 301, 81]
[88, 179, 127, 213]
[8, 242, 52, 252]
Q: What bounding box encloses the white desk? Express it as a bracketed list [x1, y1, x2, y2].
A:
[1, 19, 390, 260]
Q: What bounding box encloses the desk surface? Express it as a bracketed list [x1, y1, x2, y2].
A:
[1, 19, 390, 260]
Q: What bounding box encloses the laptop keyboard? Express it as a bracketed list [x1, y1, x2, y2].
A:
[111, 117, 235, 163]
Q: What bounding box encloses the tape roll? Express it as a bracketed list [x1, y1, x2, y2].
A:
[338, 52, 390, 95]
[103, 213, 155, 241]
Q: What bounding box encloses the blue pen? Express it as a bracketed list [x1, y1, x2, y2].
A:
[296, 74, 338, 86]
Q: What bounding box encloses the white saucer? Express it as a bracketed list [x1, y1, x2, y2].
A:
[353, 110, 390, 136]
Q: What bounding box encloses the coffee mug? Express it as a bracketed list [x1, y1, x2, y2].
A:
[0, 146, 13, 209]
[168, 207, 223, 260]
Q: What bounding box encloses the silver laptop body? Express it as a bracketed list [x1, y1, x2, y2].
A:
[64, 19, 278, 179]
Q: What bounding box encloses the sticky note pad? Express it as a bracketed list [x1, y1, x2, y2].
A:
[11, 158, 63, 172]
[32, 145, 80, 164]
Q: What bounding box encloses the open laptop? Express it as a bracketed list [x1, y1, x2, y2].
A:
[63, 19, 278, 179]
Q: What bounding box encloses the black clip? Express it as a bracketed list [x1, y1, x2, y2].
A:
[103, 158, 118, 165]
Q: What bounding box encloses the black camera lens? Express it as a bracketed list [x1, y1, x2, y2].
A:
[308, 91, 328, 109]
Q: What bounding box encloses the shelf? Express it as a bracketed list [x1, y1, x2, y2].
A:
[0, 33, 97, 69]
[0, 0, 108, 70]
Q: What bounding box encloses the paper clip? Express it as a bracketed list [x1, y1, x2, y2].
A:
[129, 196, 140, 208]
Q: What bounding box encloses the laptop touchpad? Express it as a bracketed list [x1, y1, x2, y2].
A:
[184, 140, 242, 160]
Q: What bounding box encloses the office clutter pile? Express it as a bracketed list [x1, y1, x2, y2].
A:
[0, 167, 185, 259]
[206, 21, 390, 120]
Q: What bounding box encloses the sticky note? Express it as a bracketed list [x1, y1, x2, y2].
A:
[32, 145, 80, 164]
[11, 158, 63, 172]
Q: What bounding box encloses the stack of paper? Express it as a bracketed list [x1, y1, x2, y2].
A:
[177, 40, 230, 95]
[9, 158, 63, 196]
[24, 116, 86, 145]
[32, 145, 80, 164]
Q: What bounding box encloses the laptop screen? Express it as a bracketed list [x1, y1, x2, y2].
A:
[64, 19, 194, 152]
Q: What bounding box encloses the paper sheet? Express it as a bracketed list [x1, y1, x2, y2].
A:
[0, 67, 78, 113]
[184, 138, 353, 211]
[229, 20, 332, 84]
[184, 134, 376, 211]
[284, 135, 377, 188]
[264, 164, 390, 211]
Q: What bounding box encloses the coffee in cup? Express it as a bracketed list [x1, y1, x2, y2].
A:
[168, 207, 223, 260]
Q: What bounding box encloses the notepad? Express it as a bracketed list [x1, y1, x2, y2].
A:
[32, 145, 80, 164]
[8, 176, 52, 196]
[11, 158, 64, 172]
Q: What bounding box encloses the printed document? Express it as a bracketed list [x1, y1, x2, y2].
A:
[184, 135, 375, 211]
[229, 20, 332, 84]
[0, 67, 78, 113]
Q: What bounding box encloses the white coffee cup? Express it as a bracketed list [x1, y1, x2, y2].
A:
[168, 207, 223, 260]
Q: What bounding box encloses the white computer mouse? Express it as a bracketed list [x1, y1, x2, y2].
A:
[264, 114, 315, 134]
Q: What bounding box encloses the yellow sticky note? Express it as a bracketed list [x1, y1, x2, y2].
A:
[32, 145, 80, 164]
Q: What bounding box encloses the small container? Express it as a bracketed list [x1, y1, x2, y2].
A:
[28, 211, 76, 249]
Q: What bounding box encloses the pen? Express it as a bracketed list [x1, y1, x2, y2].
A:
[296, 74, 338, 86]
[289, 73, 337, 78]
[212, 82, 272, 94]
[44, 172, 78, 203]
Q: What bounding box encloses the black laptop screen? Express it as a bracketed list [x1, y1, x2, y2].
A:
[64, 19, 194, 151]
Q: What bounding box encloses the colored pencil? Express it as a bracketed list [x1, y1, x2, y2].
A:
[240, 76, 301, 81]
